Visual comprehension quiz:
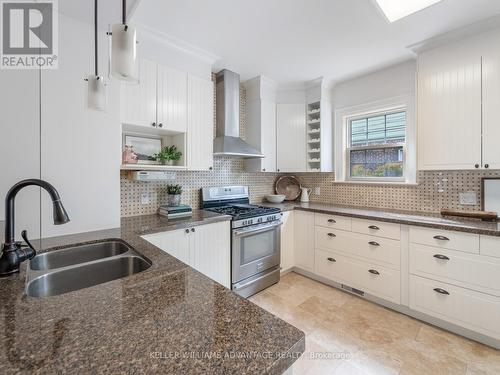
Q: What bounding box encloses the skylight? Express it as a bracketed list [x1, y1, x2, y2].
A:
[374, 0, 443, 22]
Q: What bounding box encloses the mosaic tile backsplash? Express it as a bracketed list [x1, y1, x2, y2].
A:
[120, 82, 499, 217]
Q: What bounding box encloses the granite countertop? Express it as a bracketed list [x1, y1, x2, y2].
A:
[261, 202, 500, 237]
[0, 210, 305, 375]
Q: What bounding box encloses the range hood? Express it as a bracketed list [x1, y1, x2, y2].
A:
[213, 70, 264, 158]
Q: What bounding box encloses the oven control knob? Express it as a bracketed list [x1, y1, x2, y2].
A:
[258, 218, 263, 223]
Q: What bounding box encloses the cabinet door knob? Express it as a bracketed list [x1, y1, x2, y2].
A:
[158, 123, 163, 128]
[433, 288, 449, 295]
[485, 164, 490, 169]
[368, 241, 380, 246]
[368, 269, 380, 275]
[433, 254, 450, 260]
[277, 169, 280, 172]
[433, 235, 449, 241]
[191, 228, 195, 233]
[327, 257, 336, 262]
[327, 219, 336, 223]
[152, 122, 157, 127]
[368, 225, 380, 230]
[262, 168, 266, 172]
[327, 233, 336, 238]
[185, 229, 190, 234]
[209, 167, 213, 170]
[475, 164, 479, 169]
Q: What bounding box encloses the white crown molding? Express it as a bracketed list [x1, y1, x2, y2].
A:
[134, 22, 220, 65]
[407, 13, 500, 54]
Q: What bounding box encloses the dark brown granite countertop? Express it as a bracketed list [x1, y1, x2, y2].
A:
[0, 211, 304, 375]
[262, 202, 500, 237]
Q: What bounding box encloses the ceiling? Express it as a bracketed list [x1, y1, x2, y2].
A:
[62, 0, 500, 85]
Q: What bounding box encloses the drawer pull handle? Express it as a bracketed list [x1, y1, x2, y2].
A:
[327, 219, 336, 223]
[327, 257, 336, 262]
[368, 269, 380, 275]
[433, 288, 450, 295]
[433, 235, 450, 241]
[433, 254, 450, 261]
[368, 225, 380, 230]
[327, 233, 336, 238]
[368, 241, 380, 246]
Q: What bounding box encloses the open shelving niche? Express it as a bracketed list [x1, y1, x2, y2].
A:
[120, 123, 188, 171]
[305, 78, 333, 172]
[307, 101, 322, 172]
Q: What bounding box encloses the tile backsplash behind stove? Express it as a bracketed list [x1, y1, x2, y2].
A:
[120, 80, 499, 217]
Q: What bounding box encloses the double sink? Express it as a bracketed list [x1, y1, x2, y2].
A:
[26, 240, 152, 298]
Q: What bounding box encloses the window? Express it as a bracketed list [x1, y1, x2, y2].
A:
[347, 111, 406, 180]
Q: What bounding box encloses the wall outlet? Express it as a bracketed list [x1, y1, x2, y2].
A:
[140, 192, 150, 205]
[314, 187, 321, 196]
[459, 192, 477, 206]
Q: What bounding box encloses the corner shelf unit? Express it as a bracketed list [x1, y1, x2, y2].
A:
[307, 101, 322, 171]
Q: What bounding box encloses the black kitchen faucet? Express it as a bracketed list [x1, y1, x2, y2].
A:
[0, 179, 70, 277]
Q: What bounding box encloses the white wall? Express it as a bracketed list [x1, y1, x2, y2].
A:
[332, 60, 417, 109]
[39, 14, 121, 238]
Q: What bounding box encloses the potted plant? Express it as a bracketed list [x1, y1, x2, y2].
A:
[166, 184, 182, 206]
[151, 145, 182, 166]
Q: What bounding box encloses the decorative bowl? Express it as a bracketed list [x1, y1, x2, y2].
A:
[266, 194, 286, 203]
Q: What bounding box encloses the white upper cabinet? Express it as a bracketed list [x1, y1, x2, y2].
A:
[481, 30, 500, 170]
[417, 40, 482, 170]
[187, 74, 214, 171]
[277, 103, 307, 172]
[243, 76, 278, 172]
[121, 59, 189, 133]
[418, 29, 500, 171]
[120, 59, 157, 128]
[157, 65, 188, 133]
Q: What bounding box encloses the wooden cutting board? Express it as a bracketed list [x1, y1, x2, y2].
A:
[441, 208, 498, 221]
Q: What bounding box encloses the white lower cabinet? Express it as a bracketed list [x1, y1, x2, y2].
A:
[410, 275, 500, 340]
[315, 249, 401, 304]
[280, 211, 295, 273]
[142, 221, 231, 288]
[294, 210, 315, 272]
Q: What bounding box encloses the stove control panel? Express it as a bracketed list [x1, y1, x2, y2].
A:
[233, 213, 283, 229]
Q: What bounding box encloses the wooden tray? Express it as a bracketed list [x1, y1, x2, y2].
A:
[275, 176, 301, 201]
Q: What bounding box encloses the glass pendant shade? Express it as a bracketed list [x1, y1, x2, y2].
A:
[111, 23, 137, 81]
[87, 75, 107, 111]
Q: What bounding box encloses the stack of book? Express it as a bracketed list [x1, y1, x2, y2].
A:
[158, 205, 192, 219]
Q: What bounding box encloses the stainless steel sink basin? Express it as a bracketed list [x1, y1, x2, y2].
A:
[26, 240, 152, 298]
[30, 241, 131, 270]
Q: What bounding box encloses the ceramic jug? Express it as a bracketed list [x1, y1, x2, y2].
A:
[300, 187, 312, 203]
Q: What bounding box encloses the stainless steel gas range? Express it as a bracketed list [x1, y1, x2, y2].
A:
[202, 186, 282, 298]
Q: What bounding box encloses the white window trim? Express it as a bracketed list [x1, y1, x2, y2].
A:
[334, 94, 416, 184]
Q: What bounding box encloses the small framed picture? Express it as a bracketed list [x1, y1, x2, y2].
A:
[123, 134, 162, 164]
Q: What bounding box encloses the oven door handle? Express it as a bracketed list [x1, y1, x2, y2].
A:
[233, 221, 282, 237]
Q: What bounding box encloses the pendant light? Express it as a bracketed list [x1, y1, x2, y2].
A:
[86, 0, 106, 111]
[110, 0, 137, 81]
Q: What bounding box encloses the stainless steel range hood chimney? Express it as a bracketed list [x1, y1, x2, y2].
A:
[213, 70, 264, 158]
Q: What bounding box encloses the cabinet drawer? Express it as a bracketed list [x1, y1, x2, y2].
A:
[315, 213, 351, 231]
[480, 235, 500, 259]
[315, 226, 400, 269]
[315, 249, 400, 304]
[409, 275, 500, 340]
[351, 218, 401, 240]
[410, 244, 500, 297]
[409, 227, 479, 254]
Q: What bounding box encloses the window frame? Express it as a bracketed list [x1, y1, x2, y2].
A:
[334, 95, 416, 185]
[346, 109, 407, 183]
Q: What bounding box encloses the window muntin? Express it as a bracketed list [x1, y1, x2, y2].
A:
[347, 110, 406, 180]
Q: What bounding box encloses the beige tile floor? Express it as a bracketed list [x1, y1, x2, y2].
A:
[248, 272, 500, 375]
